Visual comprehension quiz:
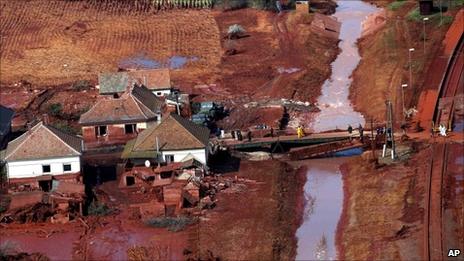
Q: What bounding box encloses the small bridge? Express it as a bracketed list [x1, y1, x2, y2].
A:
[214, 131, 360, 151]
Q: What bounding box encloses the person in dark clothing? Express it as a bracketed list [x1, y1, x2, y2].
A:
[237, 131, 243, 141]
[270, 127, 274, 137]
[358, 124, 364, 142]
[247, 131, 252, 142]
[348, 125, 353, 134]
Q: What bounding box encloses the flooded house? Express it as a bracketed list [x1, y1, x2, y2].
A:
[0, 105, 14, 150]
[122, 113, 211, 166]
[79, 85, 165, 150]
[2, 121, 83, 192]
[98, 68, 173, 97]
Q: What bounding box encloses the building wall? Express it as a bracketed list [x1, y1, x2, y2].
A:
[152, 89, 171, 97]
[7, 156, 81, 179]
[161, 148, 207, 165]
[82, 122, 154, 149]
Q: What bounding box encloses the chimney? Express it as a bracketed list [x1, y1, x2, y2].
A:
[26, 122, 32, 134]
[42, 114, 50, 125]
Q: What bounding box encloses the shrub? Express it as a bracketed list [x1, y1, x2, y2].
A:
[387, 1, 406, 11]
[227, 24, 246, 39]
[88, 202, 113, 216]
[72, 80, 92, 91]
[145, 216, 197, 232]
[52, 121, 79, 135]
[48, 103, 63, 116]
[439, 15, 453, 26]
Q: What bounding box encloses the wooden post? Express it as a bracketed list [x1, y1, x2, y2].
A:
[370, 118, 376, 161]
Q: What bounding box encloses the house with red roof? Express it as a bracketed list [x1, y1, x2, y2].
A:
[2, 121, 83, 191]
[79, 85, 165, 150]
[122, 113, 211, 165]
[98, 69, 173, 97]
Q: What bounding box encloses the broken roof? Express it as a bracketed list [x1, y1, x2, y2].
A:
[122, 114, 210, 158]
[0, 105, 14, 135]
[79, 85, 163, 126]
[99, 69, 171, 94]
[4, 122, 82, 161]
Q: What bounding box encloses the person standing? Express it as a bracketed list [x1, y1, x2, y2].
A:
[247, 131, 252, 142]
[358, 124, 364, 142]
[348, 125, 353, 134]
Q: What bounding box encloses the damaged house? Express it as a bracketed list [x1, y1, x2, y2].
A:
[122, 113, 211, 166]
[98, 68, 173, 97]
[2, 121, 83, 192]
[79, 85, 165, 150]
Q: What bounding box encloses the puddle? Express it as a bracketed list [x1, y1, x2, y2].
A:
[332, 147, 363, 157]
[310, 0, 379, 132]
[1, 232, 79, 260]
[452, 120, 464, 132]
[295, 158, 346, 260]
[119, 54, 162, 69]
[119, 54, 198, 70]
[277, 67, 301, 74]
[169, 55, 199, 69]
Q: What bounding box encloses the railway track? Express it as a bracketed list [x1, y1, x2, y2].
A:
[434, 34, 464, 130]
[424, 142, 448, 261]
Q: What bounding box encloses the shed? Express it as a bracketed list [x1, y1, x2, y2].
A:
[419, 0, 434, 15]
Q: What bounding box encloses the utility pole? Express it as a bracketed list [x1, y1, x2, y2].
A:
[439, 0, 443, 25]
[423, 17, 429, 54]
[401, 83, 408, 121]
[370, 118, 376, 161]
[408, 48, 415, 90]
[383, 100, 396, 160]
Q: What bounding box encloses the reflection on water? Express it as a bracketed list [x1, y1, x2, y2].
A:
[310, 0, 379, 132]
[295, 158, 345, 260]
[119, 54, 198, 69]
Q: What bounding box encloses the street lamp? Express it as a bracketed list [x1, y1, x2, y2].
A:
[408, 48, 415, 90]
[439, 0, 443, 25]
[423, 17, 429, 54]
[401, 84, 408, 121]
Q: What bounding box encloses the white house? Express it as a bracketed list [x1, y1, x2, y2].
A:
[2, 121, 83, 191]
[122, 113, 210, 165]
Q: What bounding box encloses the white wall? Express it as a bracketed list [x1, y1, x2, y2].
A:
[7, 156, 81, 179]
[152, 89, 171, 97]
[161, 148, 207, 165]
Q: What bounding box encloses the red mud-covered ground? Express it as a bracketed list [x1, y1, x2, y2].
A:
[0, 2, 339, 131]
[0, 160, 306, 261]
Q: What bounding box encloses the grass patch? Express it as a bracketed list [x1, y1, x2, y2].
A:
[387, 0, 406, 11]
[439, 15, 454, 26]
[52, 120, 79, 135]
[48, 103, 63, 117]
[145, 216, 198, 232]
[88, 202, 114, 216]
[382, 28, 397, 51]
[406, 7, 452, 26]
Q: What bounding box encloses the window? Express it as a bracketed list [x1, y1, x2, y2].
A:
[165, 154, 174, 163]
[42, 165, 51, 173]
[156, 92, 162, 96]
[63, 164, 72, 172]
[126, 176, 135, 186]
[124, 124, 136, 134]
[95, 125, 107, 137]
